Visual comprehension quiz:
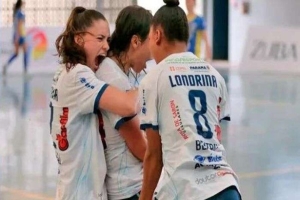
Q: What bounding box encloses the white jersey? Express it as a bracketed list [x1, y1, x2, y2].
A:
[139, 52, 239, 200]
[128, 59, 156, 87]
[50, 64, 108, 200]
[96, 58, 143, 199]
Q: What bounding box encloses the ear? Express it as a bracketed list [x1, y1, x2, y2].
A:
[74, 34, 84, 46]
[154, 28, 162, 46]
[130, 35, 140, 49]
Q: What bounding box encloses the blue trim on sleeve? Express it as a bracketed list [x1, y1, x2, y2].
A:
[140, 124, 159, 131]
[114, 114, 137, 130]
[93, 84, 109, 114]
[221, 116, 231, 121]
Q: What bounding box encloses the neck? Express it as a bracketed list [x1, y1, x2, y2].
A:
[155, 42, 187, 64]
[112, 54, 130, 75]
[187, 10, 195, 16]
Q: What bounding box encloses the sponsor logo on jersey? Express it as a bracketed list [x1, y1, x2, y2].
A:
[170, 100, 188, 139]
[80, 77, 95, 89]
[195, 170, 235, 184]
[165, 57, 205, 64]
[196, 140, 219, 151]
[169, 66, 188, 72]
[194, 154, 222, 164]
[56, 107, 69, 151]
[194, 163, 221, 170]
[189, 65, 210, 71]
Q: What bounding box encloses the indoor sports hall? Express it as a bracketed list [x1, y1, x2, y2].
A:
[0, 0, 299, 200]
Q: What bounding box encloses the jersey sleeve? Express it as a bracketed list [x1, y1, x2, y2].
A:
[96, 60, 135, 129]
[75, 67, 109, 115]
[219, 78, 230, 121]
[197, 17, 206, 30]
[139, 76, 159, 131]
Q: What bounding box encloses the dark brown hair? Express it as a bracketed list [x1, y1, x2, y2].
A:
[152, 0, 189, 43]
[108, 5, 152, 57]
[55, 7, 106, 69]
[13, 0, 23, 16]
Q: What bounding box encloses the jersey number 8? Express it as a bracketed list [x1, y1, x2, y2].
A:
[188, 90, 213, 139]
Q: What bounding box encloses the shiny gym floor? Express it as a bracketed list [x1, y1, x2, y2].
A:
[0, 67, 299, 200]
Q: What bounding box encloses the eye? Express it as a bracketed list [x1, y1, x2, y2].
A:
[97, 37, 104, 41]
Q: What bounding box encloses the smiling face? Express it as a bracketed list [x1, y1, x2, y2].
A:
[79, 19, 110, 72]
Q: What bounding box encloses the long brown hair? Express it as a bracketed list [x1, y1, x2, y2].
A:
[55, 6, 106, 70]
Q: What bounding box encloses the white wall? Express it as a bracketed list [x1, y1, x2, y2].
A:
[138, 0, 203, 15]
[229, 0, 300, 64]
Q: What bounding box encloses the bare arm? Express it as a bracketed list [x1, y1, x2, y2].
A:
[139, 128, 163, 200]
[203, 30, 212, 61]
[99, 86, 139, 117]
[119, 116, 147, 161]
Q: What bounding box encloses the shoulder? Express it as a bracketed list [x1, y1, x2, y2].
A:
[97, 58, 131, 90]
[98, 57, 116, 71]
[16, 10, 25, 18]
[70, 64, 96, 83]
[207, 64, 226, 87]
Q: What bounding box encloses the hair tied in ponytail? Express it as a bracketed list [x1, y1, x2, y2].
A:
[74, 6, 86, 14]
[163, 0, 180, 7]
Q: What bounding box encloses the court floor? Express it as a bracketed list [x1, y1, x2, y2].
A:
[0, 68, 299, 200]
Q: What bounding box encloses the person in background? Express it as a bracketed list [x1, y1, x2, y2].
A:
[2, 0, 29, 75]
[186, 0, 212, 61]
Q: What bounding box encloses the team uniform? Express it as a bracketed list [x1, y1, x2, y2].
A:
[128, 59, 156, 88]
[96, 58, 143, 200]
[50, 64, 109, 200]
[139, 52, 240, 200]
[13, 9, 26, 45]
[187, 15, 206, 58]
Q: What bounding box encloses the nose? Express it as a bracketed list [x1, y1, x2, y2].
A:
[102, 40, 109, 51]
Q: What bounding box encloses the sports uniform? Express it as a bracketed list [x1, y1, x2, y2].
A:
[50, 64, 109, 200]
[96, 58, 143, 200]
[187, 15, 206, 58]
[13, 9, 26, 45]
[140, 52, 240, 200]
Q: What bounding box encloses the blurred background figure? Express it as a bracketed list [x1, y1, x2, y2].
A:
[2, 0, 28, 75]
[185, 0, 211, 61]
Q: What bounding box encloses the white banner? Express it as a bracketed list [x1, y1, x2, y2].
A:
[240, 26, 300, 72]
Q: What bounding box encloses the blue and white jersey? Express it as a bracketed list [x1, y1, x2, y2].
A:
[139, 52, 239, 200]
[96, 58, 143, 200]
[187, 15, 206, 58]
[13, 9, 26, 37]
[50, 64, 108, 200]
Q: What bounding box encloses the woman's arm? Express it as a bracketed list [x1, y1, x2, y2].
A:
[99, 86, 139, 117]
[118, 115, 147, 161]
[139, 128, 163, 200]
